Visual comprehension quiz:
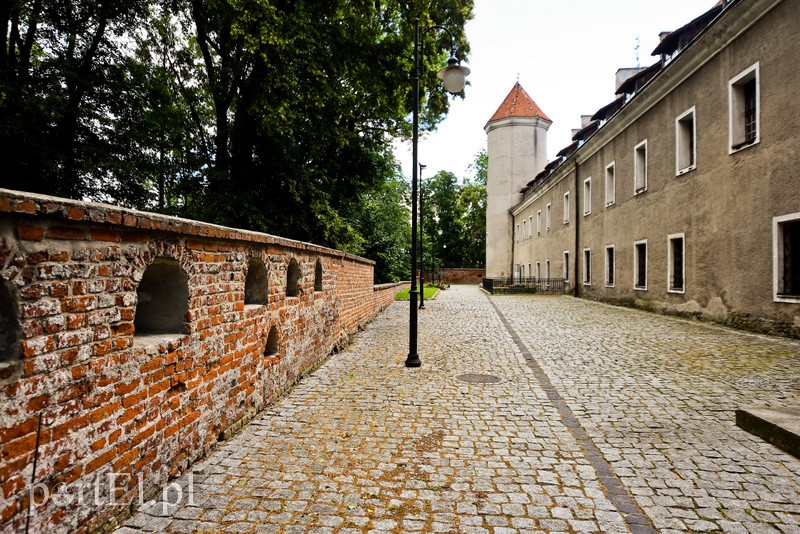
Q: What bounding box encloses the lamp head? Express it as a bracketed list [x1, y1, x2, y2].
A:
[437, 56, 470, 94]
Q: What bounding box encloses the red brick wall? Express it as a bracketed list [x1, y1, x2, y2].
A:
[440, 268, 486, 284]
[0, 190, 399, 533]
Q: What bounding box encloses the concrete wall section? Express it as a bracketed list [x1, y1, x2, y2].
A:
[0, 189, 398, 533]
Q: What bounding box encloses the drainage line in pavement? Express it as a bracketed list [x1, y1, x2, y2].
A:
[485, 295, 656, 534]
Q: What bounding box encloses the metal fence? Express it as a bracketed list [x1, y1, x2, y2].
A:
[482, 277, 567, 295]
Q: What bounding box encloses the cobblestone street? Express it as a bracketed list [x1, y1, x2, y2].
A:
[117, 285, 800, 533]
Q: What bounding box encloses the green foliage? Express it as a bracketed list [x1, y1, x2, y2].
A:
[354, 172, 411, 283]
[0, 0, 474, 281]
[420, 150, 486, 271]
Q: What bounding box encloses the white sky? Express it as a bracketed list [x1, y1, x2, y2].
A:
[395, 0, 716, 183]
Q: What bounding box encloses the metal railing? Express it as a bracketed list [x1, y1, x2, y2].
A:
[482, 277, 567, 295]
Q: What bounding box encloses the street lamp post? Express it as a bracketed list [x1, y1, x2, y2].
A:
[406, 18, 470, 368]
[419, 163, 427, 310]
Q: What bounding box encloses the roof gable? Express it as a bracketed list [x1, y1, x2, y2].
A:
[487, 82, 551, 123]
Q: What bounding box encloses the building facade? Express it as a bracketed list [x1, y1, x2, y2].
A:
[485, 0, 800, 337]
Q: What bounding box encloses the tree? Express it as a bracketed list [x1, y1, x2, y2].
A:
[0, 0, 149, 198]
[457, 149, 487, 267]
[353, 171, 411, 283]
[1, 0, 475, 277]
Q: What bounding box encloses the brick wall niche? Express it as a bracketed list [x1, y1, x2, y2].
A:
[0, 189, 401, 533]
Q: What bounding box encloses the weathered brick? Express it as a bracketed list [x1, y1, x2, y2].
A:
[17, 226, 44, 241]
[47, 227, 86, 240]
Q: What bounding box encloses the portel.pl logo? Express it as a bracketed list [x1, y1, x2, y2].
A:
[29, 471, 196, 511]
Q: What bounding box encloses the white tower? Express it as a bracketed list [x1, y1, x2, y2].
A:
[484, 83, 551, 278]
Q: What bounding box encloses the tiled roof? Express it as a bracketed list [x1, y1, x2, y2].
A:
[487, 82, 551, 123]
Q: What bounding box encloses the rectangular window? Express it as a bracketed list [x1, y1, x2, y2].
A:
[634, 140, 647, 194]
[546, 203, 552, 230]
[535, 262, 541, 279]
[605, 245, 615, 287]
[634, 240, 648, 290]
[583, 248, 591, 286]
[729, 63, 760, 151]
[563, 192, 570, 223]
[536, 210, 542, 235]
[668, 233, 685, 293]
[522, 219, 527, 239]
[676, 107, 696, 174]
[516, 224, 520, 242]
[528, 263, 532, 279]
[546, 260, 551, 280]
[529, 216, 533, 238]
[605, 162, 616, 207]
[774, 213, 800, 302]
[583, 178, 592, 215]
[564, 251, 570, 282]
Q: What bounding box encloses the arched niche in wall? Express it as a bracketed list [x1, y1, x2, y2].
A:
[245, 258, 269, 306]
[286, 258, 300, 297]
[314, 259, 323, 292]
[265, 326, 279, 357]
[134, 257, 190, 336]
[0, 282, 20, 365]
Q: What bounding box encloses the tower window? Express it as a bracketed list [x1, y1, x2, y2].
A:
[634, 241, 648, 290]
[634, 141, 647, 194]
[774, 213, 800, 302]
[729, 63, 760, 151]
[668, 234, 685, 293]
[676, 107, 696, 174]
[605, 245, 615, 287]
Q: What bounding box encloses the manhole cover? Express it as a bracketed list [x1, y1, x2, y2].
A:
[457, 373, 502, 384]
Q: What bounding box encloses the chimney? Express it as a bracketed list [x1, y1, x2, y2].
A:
[615, 67, 642, 91]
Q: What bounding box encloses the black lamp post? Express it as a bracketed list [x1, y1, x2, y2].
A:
[406, 18, 470, 368]
[419, 162, 427, 310]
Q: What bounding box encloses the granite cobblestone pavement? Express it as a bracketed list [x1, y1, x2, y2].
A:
[116, 286, 800, 533]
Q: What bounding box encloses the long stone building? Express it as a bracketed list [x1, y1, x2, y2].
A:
[485, 0, 800, 337]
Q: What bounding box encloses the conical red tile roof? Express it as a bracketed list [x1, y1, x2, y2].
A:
[487, 82, 551, 123]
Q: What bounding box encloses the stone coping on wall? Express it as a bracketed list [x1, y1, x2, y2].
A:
[0, 188, 373, 265]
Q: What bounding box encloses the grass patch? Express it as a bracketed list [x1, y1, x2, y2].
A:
[394, 284, 440, 301]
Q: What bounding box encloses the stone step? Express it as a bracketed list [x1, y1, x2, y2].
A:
[736, 407, 800, 459]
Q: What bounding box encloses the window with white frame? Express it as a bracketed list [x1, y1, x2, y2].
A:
[528, 263, 532, 279]
[634, 240, 648, 290]
[605, 245, 615, 287]
[676, 107, 696, 174]
[605, 162, 616, 207]
[523, 219, 528, 239]
[774, 213, 800, 302]
[563, 251, 570, 282]
[516, 224, 520, 241]
[583, 178, 592, 215]
[536, 210, 542, 235]
[536, 262, 541, 279]
[729, 63, 759, 152]
[583, 248, 591, 285]
[563, 192, 570, 223]
[634, 140, 647, 194]
[546, 260, 551, 282]
[668, 233, 685, 293]
[546, 203, 552, 230]
[529, 216, 533, 238]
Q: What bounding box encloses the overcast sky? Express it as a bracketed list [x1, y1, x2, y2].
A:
[395, 0, 716, 183]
